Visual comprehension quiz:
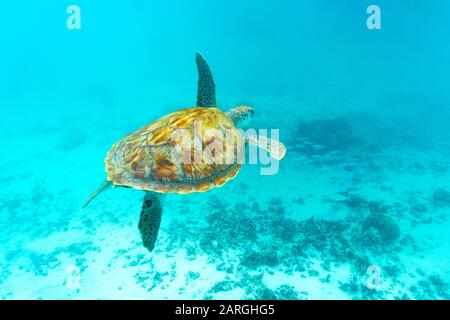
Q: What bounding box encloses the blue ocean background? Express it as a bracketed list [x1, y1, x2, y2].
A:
[1, 0, 449, 299]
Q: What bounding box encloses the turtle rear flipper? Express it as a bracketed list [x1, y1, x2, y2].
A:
[139, 192, 164, 252]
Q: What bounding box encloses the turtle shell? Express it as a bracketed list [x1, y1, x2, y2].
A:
[105, 107, 243, 194]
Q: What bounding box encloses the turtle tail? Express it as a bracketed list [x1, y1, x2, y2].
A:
[81, 180, 112, 209]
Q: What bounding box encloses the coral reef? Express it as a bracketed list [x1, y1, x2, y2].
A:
[362, 214, 400, 243]
[293, 117, 364, 152]
[162, 193, 423, 299]
[274, 285, 300, 299]
[431, 188, 450, 208]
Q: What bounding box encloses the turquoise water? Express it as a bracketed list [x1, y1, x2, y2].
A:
[1, 1, 449, 299]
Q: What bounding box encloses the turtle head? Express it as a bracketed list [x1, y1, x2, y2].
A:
[226, 105, 254, 128]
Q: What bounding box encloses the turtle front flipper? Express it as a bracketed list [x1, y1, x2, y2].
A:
[196, 52, 216, 107]
[246, 134, 287, 160]
[139, 192, 164, 252]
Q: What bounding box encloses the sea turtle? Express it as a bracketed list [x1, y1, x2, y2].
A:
[83, 53, 286, 252]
